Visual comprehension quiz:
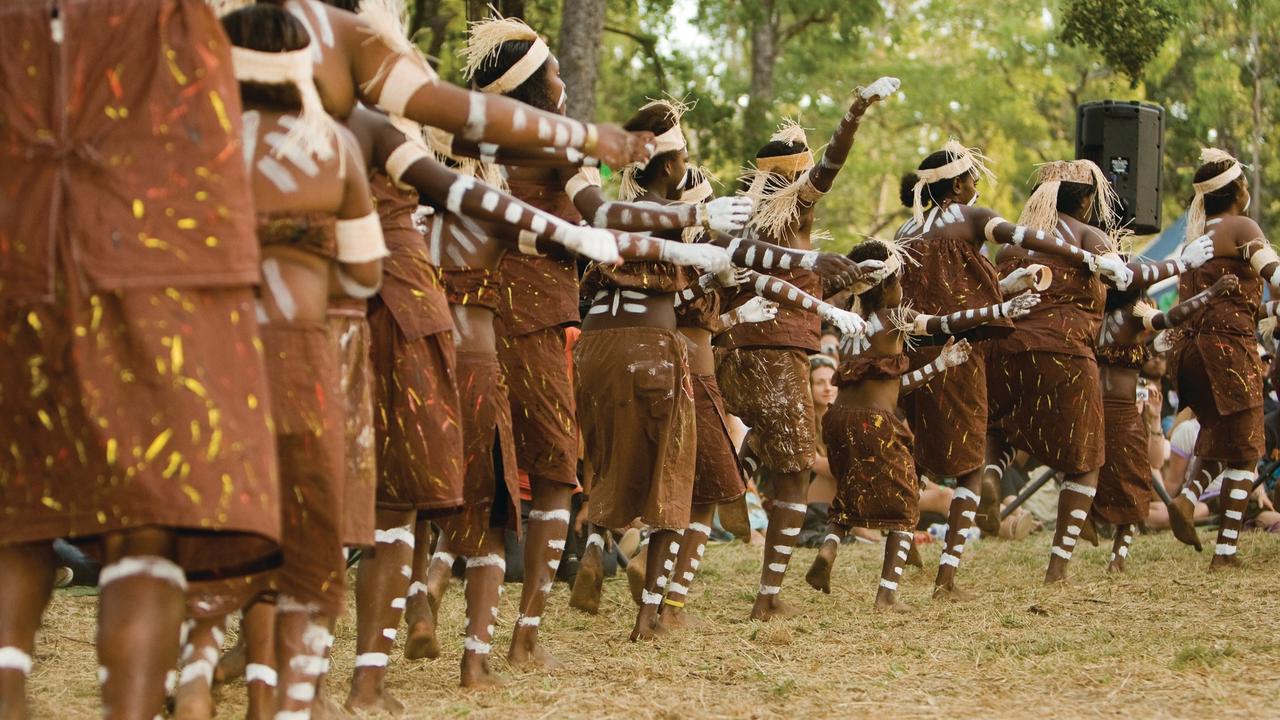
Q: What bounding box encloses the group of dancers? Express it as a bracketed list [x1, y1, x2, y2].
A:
[0, 1, 1274, 718]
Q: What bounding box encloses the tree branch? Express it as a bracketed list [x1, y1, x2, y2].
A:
[604, 25, 668, 92]
[779, 10, 833, 44]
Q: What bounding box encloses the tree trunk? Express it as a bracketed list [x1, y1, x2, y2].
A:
[410, 0, 454, 70]
[744, 0, 780, 150]
[499, 0, 525, 18]
[557, 0, 607, 121]
[1249, 9, 1263, 220]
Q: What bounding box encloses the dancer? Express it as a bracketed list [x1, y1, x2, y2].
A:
[1166, 149, 1280, 568]
[1094, 274, 1236, 572]
[457, 16, 755, 658]
[889, 141, 1167, 599]
[719, 77, 898, 621]
[987, 159, 1209, 583]
[805, 240, 1039, 608]
[0, 3, 282, 718]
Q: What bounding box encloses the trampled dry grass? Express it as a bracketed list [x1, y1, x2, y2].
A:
[28, 528, 1280, 718]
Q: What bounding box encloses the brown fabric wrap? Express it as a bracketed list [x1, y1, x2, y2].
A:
[440, 267, 500, 310]
[824, 405, 919, 532]
[327, 311, 375, 548]
[575, 327, 695, 530]
[717, 347, 816, 474]
[1093, 396, 1153, 525]
[498, 177, 583, 335]
[261, 323, 346, 617]
[997, 254, 1104, 359]
[1171, 339, 1265, 464]
[676, 287, 721, 332]
[0, 0, 259, 300]
[987, 349, 1105, 475]
[0, 280, 278, 580]
[900, 234, 1013, 344]
[717, 268, 822, 352]
[581, 259, 684, 300]
[691, 373, 746, 505]
[902, 342, 990, 477]
[258, 212, 337, 259]
[371, 171, 453, 340]
[495, 320, 579, 485]
[1096, 343, 1148, 370]
[369, 302, 465, 513]
[834, 353, 910, 386]
[437, 351, 520, 556]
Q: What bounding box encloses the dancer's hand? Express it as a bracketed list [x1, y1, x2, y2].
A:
[1210, 273, 1240, 296]
[1095, 254, 1134, 290]
[939, 337, 972, 368]
[732, 296, 779, 325]
[805, 252, 871, 290]
[595, 124, 655, 167]
[561, 226, 621, 265]
[858, 76, 901, 103]
[999, 265, 1050, 295]
[713, 266, 752, 288]
[1180, 234, 1216, 270]
[1000, 292, 1041, 318]
[819, 305, 867, 338]
[703, 197, 755, 233]
[663, 242, 732, 274]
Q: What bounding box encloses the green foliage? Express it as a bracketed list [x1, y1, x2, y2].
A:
[1060, 0, 1184, 88]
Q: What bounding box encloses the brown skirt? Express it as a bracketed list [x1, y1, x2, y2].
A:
[575, 327, 695, 530]
[902, 341, 989, 478]
[1093, 396, 1153, 525]
[1171, 337, 1265, 464]
[262, 324, 346, 617]
[716, 347, 816, 475]
[988, 348, 1105, 475]
[369, 300, 465, 514]
[0, 283, 278, 580]
[436, 350, 520, 556]
[328, 307, 376, 548]
[692, 373, 746, 505]
[495, 320, 579, 486]
[824, 405, 919, 532]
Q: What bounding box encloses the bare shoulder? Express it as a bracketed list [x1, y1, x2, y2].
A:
[1213, 214, 1265, 243]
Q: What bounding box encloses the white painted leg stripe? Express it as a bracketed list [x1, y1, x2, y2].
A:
[775, 500, 808, 513]
[669, 541, 681, 554]
[667, 582, 689, 596]
[354, 652, 389, 668]
[822, 534, 840, 545]
[548, 559, 560, 571]
[374, 527, 415, 547]
[1182, 487, 1198, 503]
[517, 615, 541, 627]
[961, 510, 976, 521]
[165, 669, 178, 694]
[466, 554, 506, 571]
[663, 559, 674, 571]
[400, 565, 411, 578]
[1215, 543, 1237, 556]
[689, 558, 701, 569]
[1118, 546, 1129, 557]
[1069, 509, 1088, 521]
[289, 655, 325, 675]
[952, 544, 965, 554]
[390, 597, 406, 610]
[464, 637, 492, 654]
[382, 628, 397, 641]
[0, 647, 33, 675]
[1066, 525, 1082, 536]
[758, 585, 781, 596]
[641, 590, 663, 605]
[1223, 468, 1257, 482]
[1229, 488, 1249, 501]
[287, 683, 316, 702]
[689, 522, 713, 535]
[780, 527, 800, 537]
[1123, 535, 1133, 544]
[939, 553, 960, 567]
[97, 666, 108, 685]
[274, 710, 312, 720]
[775, 544, 795, 555]
[1061, 536, 1076, 547]
[954, 487, 980, 503]
[98, 556, 187, 591]
[656, 576, 667, 588]
[893, 566, 903, 575]
[529, 509, 571, 523]
[1222, 528, 1239, 539]
[179, 659, 213, 686]
[407, 581, 429, 597]
[245, 664, 278, 687]
[682, 571, 694, 581]
[767, 563, 787, 573]
[1062, 481, 1097, 498]
[586, 533, 605, 550]
[1225, 510, 1243, 521]
[432, 551, 456, 565]
[547, 539, 566, 551]
[896, 550, 908, 561]
[879, 579, 898, 591]
[1051, 546, 1073, 559]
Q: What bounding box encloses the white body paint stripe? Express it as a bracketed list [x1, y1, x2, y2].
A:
[0, 647, 33, 675]
[354, 653, 389, 668]
[245, 663, 277, 686]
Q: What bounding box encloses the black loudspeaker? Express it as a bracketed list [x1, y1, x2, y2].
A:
[1075, 100, 1164, 235]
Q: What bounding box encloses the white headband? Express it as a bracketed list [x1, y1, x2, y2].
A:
[479, 37, 550, 95]
[231, 45, 338, 163]
[1186, 150, 1244, 243]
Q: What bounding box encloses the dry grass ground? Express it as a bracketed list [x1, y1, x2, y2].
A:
[28, 527, 1280, 719]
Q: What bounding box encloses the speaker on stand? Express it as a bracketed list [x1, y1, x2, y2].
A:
[1075, 100, 1164, 236]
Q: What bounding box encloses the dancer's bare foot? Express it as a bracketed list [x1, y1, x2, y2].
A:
[628, 605, 666, 642]
[568, 542, 604, 614]
[314, 690, 356, 720]
[874, 594, 912, 613]
[459, 656, 506, 689]
[749, 594, 799, 621]
[1209, 553, 1243, 570]
[1106, 555, 1127, 573]
[1043, 564, 1069, 585]
[345, 674, 405, 715]
[625, 553, 647, 607]
[931, 582, 974, 602]
[656, 606, 704, 632]
[403, 602, 441, 661]
[1167, 496, 1203, 551]
[507, 632, 562, 670]
[805, 543, 836, 594]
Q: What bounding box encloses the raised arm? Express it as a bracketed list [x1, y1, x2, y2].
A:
[560, 167, 753, 234]
[711, 231, 882, 290]
[1238, 220, 1280, 288]
[909, 293, 1041, 335]
[1138, 274, 1238, 331]
[805, 77, 899, 197]
[974, 207, 1134, 288]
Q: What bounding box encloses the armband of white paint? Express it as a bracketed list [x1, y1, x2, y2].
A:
[336, 268, 381, 299]
[0, 647, 33, 675]
[354, 652, 389, 668]
[1011, 226, 1027, 246]
[385, 142, 428, 188]
[1246, 240, 1280, 277]
[335, 212, 388, 263]
[376, 55, 436, 117]
[984, 217, 1007, 244]
[464, 636, 493, 654]
[565, 168, 601, 201]
[911, 313, 936, 336]
[797, 175, 825, 203]
[798, 250, 819, 270]
[98, 556, 187, 591]
[517, 230, 544, 256]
